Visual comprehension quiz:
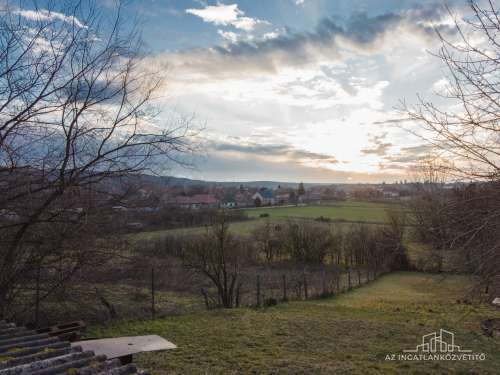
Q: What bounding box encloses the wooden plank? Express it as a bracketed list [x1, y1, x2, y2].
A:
[72, 335, 176, 359]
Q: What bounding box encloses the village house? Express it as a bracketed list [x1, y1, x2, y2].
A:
[252, 188, 275, 206]
[166, 194, 219, 209]
[303, 190, 322, 204]
[275, 192, 290, 204]
[274, 185, 294, 205]
[221, 200, 237, 208]
[234, 191, 253, 207]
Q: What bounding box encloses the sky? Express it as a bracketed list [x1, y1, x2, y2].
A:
[19, 0, 475, 183]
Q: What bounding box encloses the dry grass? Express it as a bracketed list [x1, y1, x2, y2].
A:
[87, 272, 500, 374]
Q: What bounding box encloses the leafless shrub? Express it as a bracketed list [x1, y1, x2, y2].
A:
[183, 211, 249, 308]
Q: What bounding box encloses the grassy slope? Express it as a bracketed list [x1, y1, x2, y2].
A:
[87, 272, 500, 374]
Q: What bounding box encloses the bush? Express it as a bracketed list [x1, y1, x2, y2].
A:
[278, 220, 333, 264]
[264, 297, 278, 306]
[315, 216, 331, 223]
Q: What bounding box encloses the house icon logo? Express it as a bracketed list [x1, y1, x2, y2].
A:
[385, 329, 486, 361]
[403, 329, 471, 353]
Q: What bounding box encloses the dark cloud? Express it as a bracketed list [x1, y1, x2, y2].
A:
[210, 139, 338, 164]
[372, 118, 410, 125]
[383, 144, 434, 164]
[65, 79, 123, 104]
[157, 4, 457, 81]
[213, 6, 453, 60]
[400, 144, 435, 154]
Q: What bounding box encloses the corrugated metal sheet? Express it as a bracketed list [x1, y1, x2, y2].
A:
[0, 321, 149, 375]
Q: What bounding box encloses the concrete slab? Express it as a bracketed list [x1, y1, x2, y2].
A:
[72, 335, 176, 359]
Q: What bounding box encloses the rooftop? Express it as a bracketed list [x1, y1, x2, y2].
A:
[0, 320, 149, 374]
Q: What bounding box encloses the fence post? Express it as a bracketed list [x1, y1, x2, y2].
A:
[151, 266, 155, 319]
[201, 288, 210, 310]
[256, 274, 261, 307]
[282, 274, 287, 301]
[35, 265, 40, 328]
[236, 282, 242, 308]
[303, 273, 308, 300]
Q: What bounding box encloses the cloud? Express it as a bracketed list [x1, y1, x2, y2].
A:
[263, 30, 281, 40]
[295, 0, 305, 5]
[361, 133, 392, 156]
[210, 139, 338, 165]
[232, 16, 262, 32]
[154, 5, 456, 85]
[185, 151, 402, 183]
[372, 118, 409, 126]
[185, 3, 268, 31]
[213, 7, 452, 59]
[14, 9, 87, 28]
[432, 77, 452, 94]
[218, 30, 239, 43]
[383, 144, 434, 167]
[186, 3, 240, 25]
[147, 3, 464, 182]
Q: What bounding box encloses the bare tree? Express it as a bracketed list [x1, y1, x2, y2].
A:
[252, 219, 280, 262]
[401, 1, 500, 297]
[278, 219, 332, 264]
[184, 211, 245, 308]
[0, 1, 194, 319]
[401, 1, 500, 180]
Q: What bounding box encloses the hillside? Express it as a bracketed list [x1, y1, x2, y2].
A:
[88, 272, 500, 374]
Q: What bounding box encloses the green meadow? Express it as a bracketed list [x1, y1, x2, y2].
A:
[244, 201, 393, 223]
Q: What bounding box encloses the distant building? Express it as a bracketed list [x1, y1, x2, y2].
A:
[234, 191, 253, 207]
[221, 201, 237, 208]
[167, 194, 219, 209]
[383, 191, 400, 199]
[275, 193, 290, 205]
[252, 188, 275, 206]
[304, 191, 322, 204]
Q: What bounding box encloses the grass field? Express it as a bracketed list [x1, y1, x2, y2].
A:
[131, 200, 393, 241]
[131, 219, 272, 240]
[87, 272, 500, 374]
[244, 202, 392, 223]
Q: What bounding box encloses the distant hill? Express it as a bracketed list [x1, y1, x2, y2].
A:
[121, 174, 406, 190]
[133, 175, 331, 189]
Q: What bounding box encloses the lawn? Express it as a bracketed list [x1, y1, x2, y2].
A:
[244, 201, 392, 223]
[131, 219, 273, 241]
[87, 272, 500, 374]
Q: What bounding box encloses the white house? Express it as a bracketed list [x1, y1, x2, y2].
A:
[252, 189, 275, 206]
